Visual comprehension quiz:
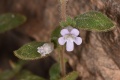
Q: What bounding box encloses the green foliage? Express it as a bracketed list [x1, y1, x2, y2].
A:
[0, 61, 45, 80]
[49, 63, 61, 80]
[0, 70, 15, 80]
[14, 41, 46, 60]
[51, 26, 61, 48]
[49, 63, 79, 80]
[60, 16, 76, 27]
[17, 71, 45, 80]
[0, 13, 26, 33]
[11, 60, 25, 73]
[0, 66, 45, 80]
[75, 11, 114, 32]
[60, 71, 79, 80]
[0, 61, 25, 80]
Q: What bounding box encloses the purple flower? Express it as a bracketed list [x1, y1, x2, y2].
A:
[58, 26, 82, 52]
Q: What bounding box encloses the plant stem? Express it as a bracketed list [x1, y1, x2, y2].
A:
[59, 0, 68, 77]
[60, 0, 67, 21]
[60, 46, 66, 77]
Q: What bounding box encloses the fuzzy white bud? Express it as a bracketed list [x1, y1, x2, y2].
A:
[37, 43, 54, 56]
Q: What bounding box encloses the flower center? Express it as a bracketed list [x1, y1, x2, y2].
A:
[64, 34, 75, 41]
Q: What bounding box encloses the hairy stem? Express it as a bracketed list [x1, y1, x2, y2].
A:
[59, 0, 68, 77]
[60, 0, 67, 21]
[60, 46, 66, 77]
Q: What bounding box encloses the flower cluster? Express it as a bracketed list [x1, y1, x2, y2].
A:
[58, 26, 82, 52]
[37, 26, 82, 56]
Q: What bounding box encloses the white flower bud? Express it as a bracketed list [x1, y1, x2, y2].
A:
[37, 43, 54, 56]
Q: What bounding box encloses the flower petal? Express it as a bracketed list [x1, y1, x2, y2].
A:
[74, 37, 82, 45]
[66, 40, 74, 52]
[70, 28, 79, 36]
[58, 37, 66, 45]
[60, 29, 69, 36]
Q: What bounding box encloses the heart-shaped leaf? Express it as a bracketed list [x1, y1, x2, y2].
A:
[60, 71, 79, 80]
[75, 11, 114, 32]
[14, 41, 48, 60]
[0, 13, 26, 33]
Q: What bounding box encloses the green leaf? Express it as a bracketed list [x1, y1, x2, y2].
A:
[0, 13, 26, 33]
[49, 63, 61, 80]
[60, 71, 79, 80]
[75, 11, 114, 32]
[17, 70, 45, 80]
[11, 60, 26, 73]
[0, 60, 26, 80]
[14, 41, 46, 60]
[0, 70, 15, 80]
[51, 26, 61, 48]
[60, 16, 76, 27]
[0, 70, 46, 80]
